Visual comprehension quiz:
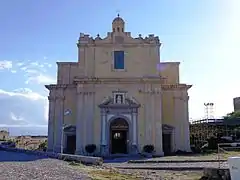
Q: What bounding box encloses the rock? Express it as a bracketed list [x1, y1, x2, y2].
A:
[202, 168, 230, 180]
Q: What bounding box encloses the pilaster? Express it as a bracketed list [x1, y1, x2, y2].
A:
[144, 83, 152, 143]
[54, 93, 65, 153]
[173, 91, 181, 151]
[86, 92, 94, 144]
[182, 92, 191, 152]
[47, 96, 55, 152]
[76, 84, 84, 155]
[151, 90, 155, 144]
[174, 90, 191, 152]
[154, 88, 163, 155]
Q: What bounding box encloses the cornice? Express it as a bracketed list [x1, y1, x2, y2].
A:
[77, 43, 161, 48]
[45, 84, 76, 90]
[74, 77, 166, 84]
[161, 84, 192, 90]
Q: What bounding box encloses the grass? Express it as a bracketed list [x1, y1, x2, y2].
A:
[155, 150, 240, 161]
[69, 162, 142, 180]
[70, 162, 203, 180]
[87, 169, 142, 180]
[143, 170, 202, 180]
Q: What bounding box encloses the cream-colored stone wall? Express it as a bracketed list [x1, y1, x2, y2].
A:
[46, 16, 192, 154]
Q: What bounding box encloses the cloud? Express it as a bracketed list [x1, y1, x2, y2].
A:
[0, 88, 48, 126]
[25, 74, 56, 84]
[0, 60, 12, 70]
[13, 60, 56, 84]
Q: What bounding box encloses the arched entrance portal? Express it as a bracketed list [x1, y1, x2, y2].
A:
[110, 118, 129, 154]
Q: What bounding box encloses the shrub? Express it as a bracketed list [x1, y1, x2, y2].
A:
[85, 144, 96, 154]
[143, 145, 155, 153]
[38, 140, 47, 151]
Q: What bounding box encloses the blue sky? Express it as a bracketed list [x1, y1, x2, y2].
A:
[0, 0, 239, 135]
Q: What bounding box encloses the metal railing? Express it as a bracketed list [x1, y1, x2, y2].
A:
[217, 143, 240, 168]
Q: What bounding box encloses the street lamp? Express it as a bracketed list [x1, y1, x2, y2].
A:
[61, 109, 71, 154]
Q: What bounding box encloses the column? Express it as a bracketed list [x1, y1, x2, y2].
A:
[54, 96, 64, 153]
[131, 111, 138, 154]
[100, 109, 107, 156]
[47, 96, 55, 152]
[132, 112, 137, 145]
[76, 86, 84, 155]
[100, 110, 107, 145]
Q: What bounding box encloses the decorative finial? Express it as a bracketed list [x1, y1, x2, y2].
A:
[117, 13, 120, 17]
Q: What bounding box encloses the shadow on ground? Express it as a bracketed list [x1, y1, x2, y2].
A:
[103, 156, 146, 163]
[0, 150, 47, 162]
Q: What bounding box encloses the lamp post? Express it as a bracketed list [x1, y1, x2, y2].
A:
[61, 109, 71, 154]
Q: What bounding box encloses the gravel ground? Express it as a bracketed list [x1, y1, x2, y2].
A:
[0, 151, 226, 180]
[0, 158, 91, 180]
[0, 151, 91, 180]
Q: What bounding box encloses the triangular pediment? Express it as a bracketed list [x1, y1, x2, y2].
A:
[99, 96, 140, 108]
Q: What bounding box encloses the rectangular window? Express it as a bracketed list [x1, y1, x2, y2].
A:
[114, 51, 124, 69]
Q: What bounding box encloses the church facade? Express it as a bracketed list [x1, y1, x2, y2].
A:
[46, 16, 192, 156]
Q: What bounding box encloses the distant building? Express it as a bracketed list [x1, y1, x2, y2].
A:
[233, 97, 240, 111]
[13, 135, 47, 150]
[0, 130, 9, 141]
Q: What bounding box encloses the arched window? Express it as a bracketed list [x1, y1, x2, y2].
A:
[113, 28, 115, 32]
[117, 27, 120, 32]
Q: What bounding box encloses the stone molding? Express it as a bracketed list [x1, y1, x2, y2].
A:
[77, 92, 95, 95]
[48, 96, 55, 101]
[45, 84, 68, 90]
[55, 95, 65, 101]
[173, 96, 189, 102]
[74, 77, 166, 84]
[77, 33, 161, 47]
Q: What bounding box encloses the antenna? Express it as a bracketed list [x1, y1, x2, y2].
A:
[204, 102, 214, 120]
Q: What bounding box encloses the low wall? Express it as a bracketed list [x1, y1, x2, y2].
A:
[0, 145, 103, 165]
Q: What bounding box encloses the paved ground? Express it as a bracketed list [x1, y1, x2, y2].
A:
[106, 161, 228, 170]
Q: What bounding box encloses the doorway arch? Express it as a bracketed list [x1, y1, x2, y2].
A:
[110, 118, 129, 154]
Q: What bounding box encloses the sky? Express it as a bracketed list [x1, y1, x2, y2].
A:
[0, 0, 239, 135]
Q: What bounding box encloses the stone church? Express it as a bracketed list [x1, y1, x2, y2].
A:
[46, 15, 192, 156]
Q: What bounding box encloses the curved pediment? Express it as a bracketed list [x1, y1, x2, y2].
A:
[63, 125, 76, 133]
[162, 124, 174, 131]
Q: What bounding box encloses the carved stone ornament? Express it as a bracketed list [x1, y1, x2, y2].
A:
[101, 96, 111, 104]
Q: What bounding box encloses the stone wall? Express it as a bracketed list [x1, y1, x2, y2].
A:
[0, 145, 103, 165]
